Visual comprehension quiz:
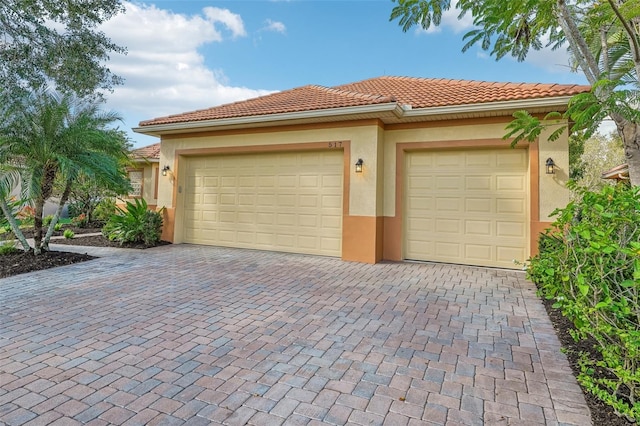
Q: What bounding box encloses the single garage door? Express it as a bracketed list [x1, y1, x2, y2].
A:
[405, 149, 528, 268]
[183, 150, 343, 256]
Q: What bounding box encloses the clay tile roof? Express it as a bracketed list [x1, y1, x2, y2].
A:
[131, 142, 160, 160]
[334, 76, 591, 108]
[601, 163, 629, 180]
[139, 76, 590, 127]
[139, 85, 396, 126]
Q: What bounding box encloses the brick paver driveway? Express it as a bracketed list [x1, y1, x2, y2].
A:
[1, 245, 591, 425]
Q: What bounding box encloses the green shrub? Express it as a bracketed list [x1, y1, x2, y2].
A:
[67, 201, 83, 220]
[63, 229, 75, 239]
[0, 242, 18, 255]
[71, 214, 88, 227]
[43, 215, 54, 226]
[54, 222, 63, 231]
[528, 183, 640, 421]
[102, 198, 163, 246]
[93, 198, 117, 223]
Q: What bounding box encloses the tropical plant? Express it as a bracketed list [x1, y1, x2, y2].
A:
[528, 183, 640, 421]
[0, 89, 131, 254]
[103, 198, 163, 246]
[0, 165, 31, 251]
[390, 0, 640, 185]
[63, 229, 75, 239]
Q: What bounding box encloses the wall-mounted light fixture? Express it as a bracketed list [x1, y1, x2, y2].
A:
[162, 165, 170, 176]
[355, 158, 364, 173]
[545, 158, 555, 175]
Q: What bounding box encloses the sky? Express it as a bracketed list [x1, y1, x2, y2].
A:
[99, 0, 592, 148]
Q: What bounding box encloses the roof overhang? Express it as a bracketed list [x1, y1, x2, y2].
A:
[133, 96, 575, 137]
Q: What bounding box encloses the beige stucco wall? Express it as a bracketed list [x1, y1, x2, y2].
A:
[156, 124, 384, 218]
[537, 121, 570, 220]
[124, 163, 158, 206]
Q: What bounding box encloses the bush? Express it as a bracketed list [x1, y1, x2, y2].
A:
[528, 183, 640, 421]
[63, 229, 75, 239]
[92, 198, 117, 223]
[54, 222, 62, 231]
[71, 214, 88, 228]
[0, 241, 18, 255]
[67, 201, 83, 219]
[102, 198, 163, 246]
[43, 215, 54, 226]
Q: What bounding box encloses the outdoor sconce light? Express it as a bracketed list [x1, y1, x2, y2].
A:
[162, 165, 170, 176]
[355, 158, 364, 173]
[545, 158, 555, 174]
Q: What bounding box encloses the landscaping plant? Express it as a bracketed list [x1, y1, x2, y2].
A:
[528, 183, 640, 421]
[102, 198, 163, 246]
[63, 229, 74, 239]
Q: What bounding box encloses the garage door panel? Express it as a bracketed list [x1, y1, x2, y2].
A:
[465, 198, 491, 213]
[497, 175, 526, 190]
[465, 220, 491, 236]
[496, 198, 526, 214]
[435, 197, 461, 212]
[464, 175, 492, 190]
[183, 151, 342, 256]
[405, 149, 528, 268]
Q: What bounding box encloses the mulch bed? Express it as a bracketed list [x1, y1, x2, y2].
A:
[0, 250, 96, 278]
[1, 225, 169, 278]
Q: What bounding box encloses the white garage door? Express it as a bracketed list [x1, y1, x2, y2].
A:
[183, 151, 343, 256]
[405, 149, 528, 268]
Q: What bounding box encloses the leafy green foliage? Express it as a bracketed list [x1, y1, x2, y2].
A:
[63, 173, 130, 225]
[102, 199, 163, 246]
[0, 89, 131, 253]
[0, 0, 125, 100]
[572, 132, 625, 191]
[0, 239, 18, 255]
[63, 229, 75, 239]
[93, 198, 118, 223]
[528, 184, 640, 421]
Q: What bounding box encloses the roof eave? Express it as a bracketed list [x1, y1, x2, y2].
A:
[403, 96, 577, 118]
[133, 103, 403, 137]
[132, 95, 577, 137]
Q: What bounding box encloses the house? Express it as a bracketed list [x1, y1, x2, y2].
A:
[127, 142, 161, 209]
[134, 76, 590, 269]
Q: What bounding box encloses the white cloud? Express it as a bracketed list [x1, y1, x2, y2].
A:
[100, 2, 274, 146]
[203, 7, 247, 38]
[414, 1, 474, 35]
[264, 19, 286, 34]
[524, 44, 573, 74]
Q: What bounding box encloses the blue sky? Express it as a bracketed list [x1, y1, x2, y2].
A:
[100, 1, 589, 148]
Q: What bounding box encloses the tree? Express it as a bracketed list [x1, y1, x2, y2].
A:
[390, 0, 640, 185]
[0, 90, 131, 254]
[574, 131, 626, 190]
[0, 0, 125, 100]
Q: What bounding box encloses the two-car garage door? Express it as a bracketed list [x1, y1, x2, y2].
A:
[182, 151, 343, 257]
[405, 149, 528, 269]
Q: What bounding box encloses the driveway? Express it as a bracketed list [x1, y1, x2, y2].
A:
[0, 245, 591, 425]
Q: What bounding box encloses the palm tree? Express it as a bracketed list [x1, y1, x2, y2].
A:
[0, 163, 31, 252]
[0, 89, 131, 254]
